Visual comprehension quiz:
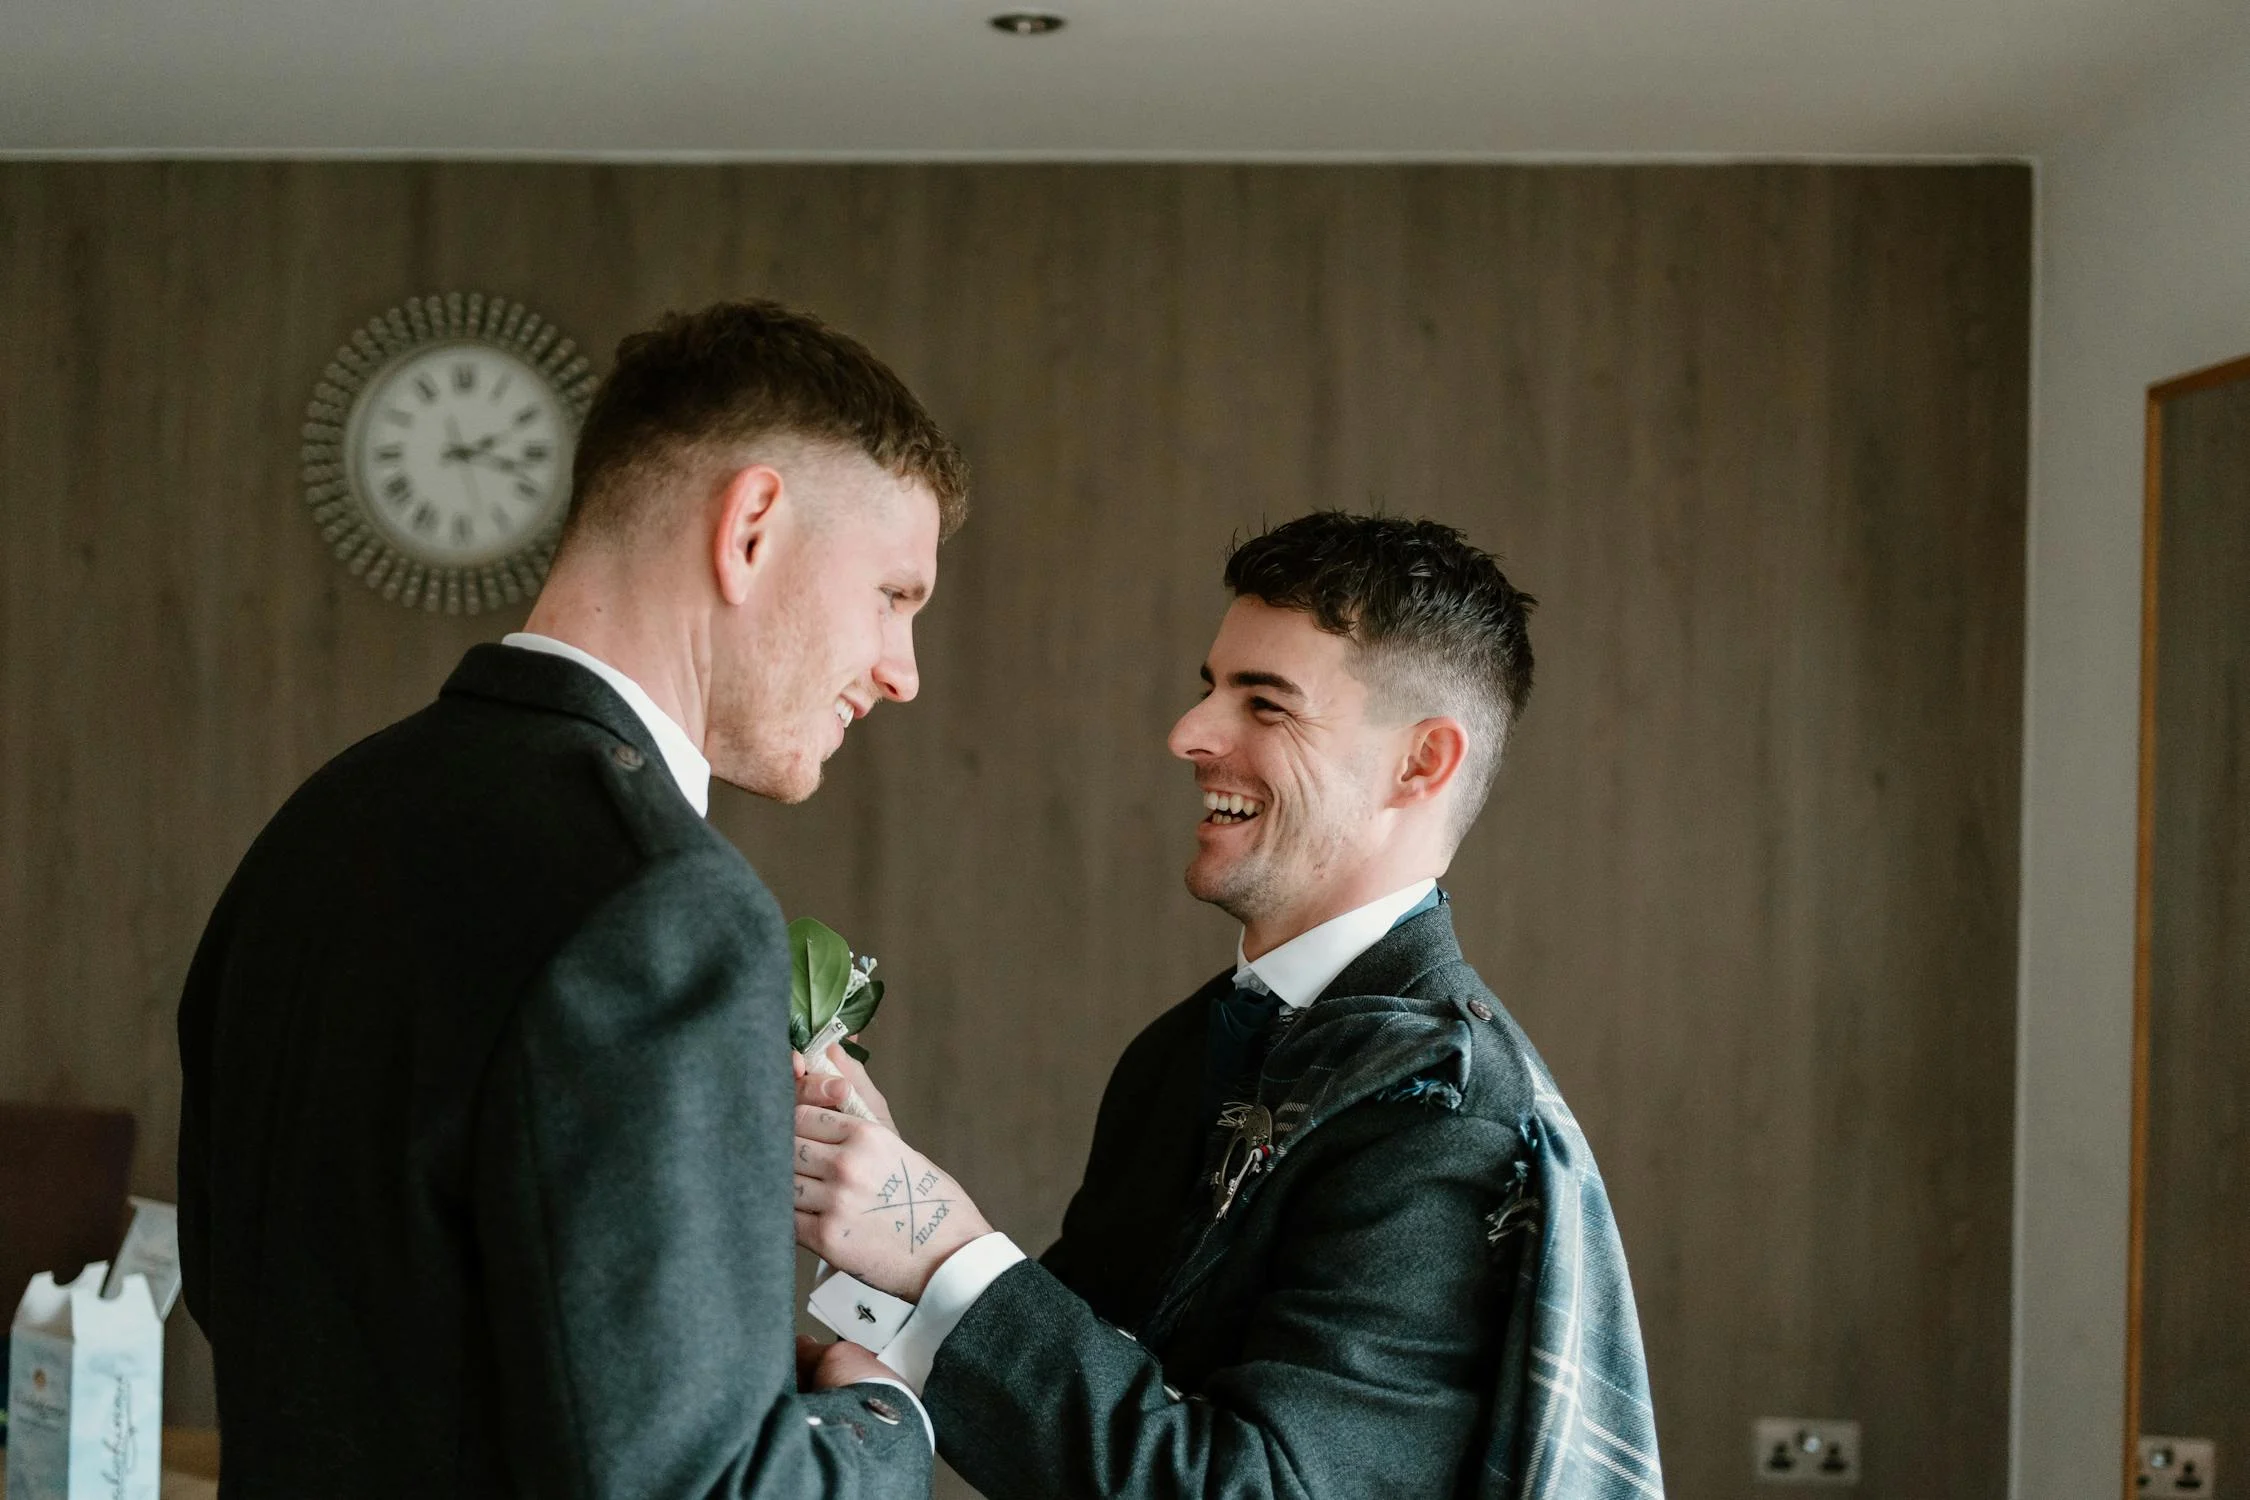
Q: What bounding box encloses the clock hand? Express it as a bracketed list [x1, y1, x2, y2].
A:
[440, 430, 510, 467]
[459, 456, 487, 513]
[443, 432, 507, 465]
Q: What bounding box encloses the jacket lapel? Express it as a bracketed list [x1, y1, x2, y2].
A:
[1318, 899, 1465, 1005]
[1144, 909, 1482, 1344]
[439, 643, 667, 766]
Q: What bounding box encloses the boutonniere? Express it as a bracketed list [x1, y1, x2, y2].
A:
[788, 918, 884, 1121]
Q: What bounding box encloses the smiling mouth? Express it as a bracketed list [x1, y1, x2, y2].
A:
[1202, 790, 1266, 826]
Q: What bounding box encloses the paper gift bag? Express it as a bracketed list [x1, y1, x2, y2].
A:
[6, 1262, 163, 1500]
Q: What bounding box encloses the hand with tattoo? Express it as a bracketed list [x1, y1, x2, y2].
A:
[793, 1072, 992, 1301]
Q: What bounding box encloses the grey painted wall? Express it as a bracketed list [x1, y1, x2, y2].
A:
[2017, 13, 2250, 1496]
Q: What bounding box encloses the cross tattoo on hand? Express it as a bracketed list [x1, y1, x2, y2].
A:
[864, 1160, 958, 1251]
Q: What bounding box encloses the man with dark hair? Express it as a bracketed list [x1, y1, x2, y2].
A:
[791, 513, 1665, 1499]
[179, 300, 963, 1497]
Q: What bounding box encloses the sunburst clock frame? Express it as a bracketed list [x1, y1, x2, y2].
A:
[301, 293, 597, 614]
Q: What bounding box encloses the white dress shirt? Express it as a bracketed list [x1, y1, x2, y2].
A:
[501, 633, 712, 817]
[500, 633, 933, 1444]
[877, 878, 1442, 1394]
[1233, 878, 1437, 1008]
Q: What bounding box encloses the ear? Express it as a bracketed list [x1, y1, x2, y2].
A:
[1392, 717, 1469, 809]
[711, 463, 785, 607]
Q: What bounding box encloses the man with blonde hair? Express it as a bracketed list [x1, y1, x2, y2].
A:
[180, 300, 965, 1498]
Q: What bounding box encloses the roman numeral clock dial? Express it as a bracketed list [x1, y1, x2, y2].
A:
[300, 294, 597, 614]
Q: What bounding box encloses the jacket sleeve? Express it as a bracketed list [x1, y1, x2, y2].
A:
[471, 848, 932, 1500]
[927, 1107, 1518, 1500]
[1037, 995, 1214, 1325]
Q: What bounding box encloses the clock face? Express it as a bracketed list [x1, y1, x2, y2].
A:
[346, 341, 573, 568]
[304, 295, 596, 614]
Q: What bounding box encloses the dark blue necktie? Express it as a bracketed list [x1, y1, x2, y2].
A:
[1201, 886, 1444, 1122]
[1202, 977, 1286, 1124]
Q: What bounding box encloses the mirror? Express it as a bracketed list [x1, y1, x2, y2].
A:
[2126, 355, 2250, 1497]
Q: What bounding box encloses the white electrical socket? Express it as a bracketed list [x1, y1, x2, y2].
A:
[2138, 1436, 2216, 1496]
[1753, 1418, 1862, 1486]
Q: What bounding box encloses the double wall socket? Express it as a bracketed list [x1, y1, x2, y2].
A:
[1754, 1418, 1862, 1485]
[2138, 1436, 2216, 1496]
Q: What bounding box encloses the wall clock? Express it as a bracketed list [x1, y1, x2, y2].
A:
[301, 293, 598, 614]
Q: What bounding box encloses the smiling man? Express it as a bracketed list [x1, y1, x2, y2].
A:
[179, 301, 964, 1498]
[793, 513, 1666, 1499]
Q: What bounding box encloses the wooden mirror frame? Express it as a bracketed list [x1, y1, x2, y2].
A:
[2123, 350, 2250, 1497]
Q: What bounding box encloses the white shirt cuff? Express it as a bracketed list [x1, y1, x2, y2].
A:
[855, 1376, 935, 1450]
[876, 1232, 1028, 1392]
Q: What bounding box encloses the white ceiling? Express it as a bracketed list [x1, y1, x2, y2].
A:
[2, 0, 2239, 158]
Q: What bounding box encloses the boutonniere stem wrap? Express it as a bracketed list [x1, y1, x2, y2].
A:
[788, 918, 884, 1123]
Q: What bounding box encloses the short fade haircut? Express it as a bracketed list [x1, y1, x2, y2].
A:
[564, 300, 969, 546]
[1224, 512, 1536, 840]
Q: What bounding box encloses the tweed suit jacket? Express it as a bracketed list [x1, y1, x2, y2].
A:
[177, 644, 930, 1500]
[923, 903, 1663, 1500]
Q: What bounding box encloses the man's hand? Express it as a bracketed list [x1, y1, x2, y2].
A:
[795, 1335, 894, 1392]
[794, 1077, 991, 1302]
[792, 1045, 897, 1132]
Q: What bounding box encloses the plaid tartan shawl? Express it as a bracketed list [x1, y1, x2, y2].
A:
[1221, 953, 1666, 1500]
[1481, 1061, 1665, 1499]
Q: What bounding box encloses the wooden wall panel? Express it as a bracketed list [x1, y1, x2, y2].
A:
[0, 162, 2029, 1498]
[2141, 377, 2250, 1469]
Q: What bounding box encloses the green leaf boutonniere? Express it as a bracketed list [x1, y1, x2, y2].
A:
[788, 917, 885, 1121]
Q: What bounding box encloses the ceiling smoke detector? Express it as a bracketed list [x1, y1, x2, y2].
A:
[990, 12, 1065, 35]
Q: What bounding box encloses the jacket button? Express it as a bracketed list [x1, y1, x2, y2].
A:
[862, 1396, 903, 1426]
[1467, 1000, 1494, 1022]
[613, 745, 645, 770]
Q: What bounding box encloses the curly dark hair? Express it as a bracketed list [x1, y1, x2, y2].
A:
[1224, 512, 1535, 836]
[565, 299, 968, 545]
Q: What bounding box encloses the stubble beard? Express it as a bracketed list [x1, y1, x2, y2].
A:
[709, 724, 823, 804]
[706, 644, 830, 806]
[1186, 778, 1378, 934]
[1186, 840, 1282, 929]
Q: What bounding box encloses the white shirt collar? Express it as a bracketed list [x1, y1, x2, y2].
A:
[1234, 879, 1439, 1010]
[501, 632, 712, 818]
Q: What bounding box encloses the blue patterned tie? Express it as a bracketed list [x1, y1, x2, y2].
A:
[1202, 887, 1444, 1121]
[1203, 976, 1286, 1122]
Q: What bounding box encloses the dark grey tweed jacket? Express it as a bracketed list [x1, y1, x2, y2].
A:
[177, 644, 930, 1500]
[924, 902, 1663, 1500]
